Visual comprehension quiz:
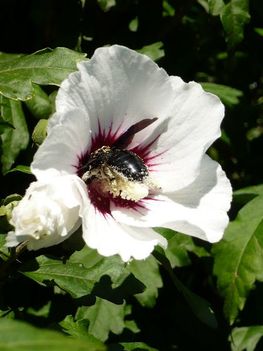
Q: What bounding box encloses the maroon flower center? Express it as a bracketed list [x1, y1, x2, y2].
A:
[76, 119, 160, 216]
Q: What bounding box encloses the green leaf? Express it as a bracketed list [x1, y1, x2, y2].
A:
[128, 255, 162, 307]
[25, 84, 52, 119]
[97, 0, 116, 11]
[0, 318, 106, 351]
[0, 52, 25, 63]
[120, 342, 158, 351]
[124, 318, 140, 334]
[208, 0, 225, 16]
[233, 184, 263, 208]
[2, 193, 22, 206]
[200, 82, 243, 106]
[76, 297, 128, 342]
[0, 193, 21, 233]
[0, 47, 86, 100]
[129, 17, 138, 32]
[69, 245, 104, 267]
[0, 234, 7, 251]
[60, 315, 91, 338]
[163, 1, 175, 17]
[0, 96, 29, 173]
[0, 117, 14, 134]
[21, 253, 127, 298]
[246, 126, 263, 141]
[79, 0, 86, 7]
[220, 0, 250, 48]
[27, 301, 51, 318]
[21, 255, 98, 298]
[69, 246, 128, 288]
[155, 228, 209, 268]
[213, 195, 263, 324]
[234, 184, 263, 197]
[6, 165, 32, 175]
[230, 326, 263, 351]
[138, 42, 164, 61]
[198, 0, 209, 12]
[254, 28, 263, 37]
[32, 119, 48, 145]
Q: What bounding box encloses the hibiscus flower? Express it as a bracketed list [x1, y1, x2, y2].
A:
[30, 45, 232, 261]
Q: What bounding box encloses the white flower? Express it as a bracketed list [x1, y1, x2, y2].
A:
[31, 45, 232, 261]
[6, 175, 86, 250]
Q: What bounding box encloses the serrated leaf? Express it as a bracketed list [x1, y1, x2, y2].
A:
[76, 297, 128, 342]
[60, 315, 91, 338]
[124, 319, 140, 334]
[21, 253, 127, 298]
[0, 318, 105, 351]
[138, 42, 164, 61]
[0, 96, 29, 173]
[128, 255, 162, 307]
[21, 256, 97, 298]
[220, 0, 250, 48]
[201, 82, 243, 106]
[230, 326, 263, 351]
[213, 195, 263, 324]
[70, 246, 128, 288]
[0, 47, 86, 100]
[120, 342, 158, 351]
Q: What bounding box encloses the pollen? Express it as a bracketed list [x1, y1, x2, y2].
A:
[81, 146, 159, 202]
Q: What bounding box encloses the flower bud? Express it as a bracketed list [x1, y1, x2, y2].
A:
[6, 175, 87, 250]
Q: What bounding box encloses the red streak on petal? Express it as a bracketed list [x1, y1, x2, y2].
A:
[76, 119, 165, 216]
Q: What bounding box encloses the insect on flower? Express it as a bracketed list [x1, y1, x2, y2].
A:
[28, 45, 232, 261]
[80, 118, 158, 202]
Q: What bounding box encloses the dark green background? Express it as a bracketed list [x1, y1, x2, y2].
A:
[1, 1, 263, 350]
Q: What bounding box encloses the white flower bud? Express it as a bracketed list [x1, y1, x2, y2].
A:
[6, 175, 87, 250]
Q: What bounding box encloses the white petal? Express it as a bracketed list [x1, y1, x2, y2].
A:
[81, 205, 167, 262]
[112, 155, 232, 243]
[31, 109, 91, 180]
[55, 45, 175, 140]
[6, 175, 88, 250]
[37, 174, 88, 211]
[141, 77, 224, 191]
[54, 46, 224, 192]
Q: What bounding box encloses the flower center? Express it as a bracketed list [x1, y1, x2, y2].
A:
[81, 146, 152, 202]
